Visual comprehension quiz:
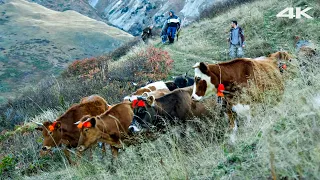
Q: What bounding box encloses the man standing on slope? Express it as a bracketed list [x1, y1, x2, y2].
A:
[228, 20, 245, 58]
[161, 10, 181, 44]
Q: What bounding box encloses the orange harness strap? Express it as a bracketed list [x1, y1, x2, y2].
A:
[217, 83, 225, 97]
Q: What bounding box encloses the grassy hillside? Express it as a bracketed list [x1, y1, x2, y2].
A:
[0, 0, 319, 179]
[26, 0, 106, 23]
[160, 0, 319, 75]
[0, 0, 133, 104]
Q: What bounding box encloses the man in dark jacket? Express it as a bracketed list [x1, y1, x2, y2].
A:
[228, 20, 245, 58]
[141, 25, 153, 42]
[161, 10, 181, 44]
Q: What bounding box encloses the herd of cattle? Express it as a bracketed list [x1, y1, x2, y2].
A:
[33, 51, 295, 164]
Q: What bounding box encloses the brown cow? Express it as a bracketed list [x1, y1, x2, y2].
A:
[254, 51, 293, 73]
[76, 102, 134, 158]
[191, 60, 283, 132]
[36, 95, 109, 164]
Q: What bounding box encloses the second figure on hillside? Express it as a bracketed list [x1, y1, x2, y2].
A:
[141, 25, 153, 42]
[228, 20, 245, 58]
[161, 10, 181, 44]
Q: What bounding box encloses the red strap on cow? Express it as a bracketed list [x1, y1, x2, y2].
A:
[217, 84, 225, 97]
[49, 121, 57, 132]
[83, 121, 92, 128]
[132, 99, 146, 108]
[77, 122, 83, 129]
[77, 121, 92, 129]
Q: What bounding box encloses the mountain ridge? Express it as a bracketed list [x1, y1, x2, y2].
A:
[0, 0, 133, 104]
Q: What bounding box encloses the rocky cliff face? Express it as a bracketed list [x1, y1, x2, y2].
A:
[89, 0, 216, 35]
[26, 0, 220, 36]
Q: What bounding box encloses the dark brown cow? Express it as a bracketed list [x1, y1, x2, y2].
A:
[129, 86, 210, 133]
[76, 102, 134, 158]
[191, 59, 283, 130]
[148, 87, 209, 120]
[36, 95, 109, 164]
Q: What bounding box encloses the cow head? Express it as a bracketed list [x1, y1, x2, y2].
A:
[76, 116, 100, 152]
[129, 96, 156, 133]
[35, 121, 62, 153]
[123, 87, 153, 102]
[269, 51, 293, 64]
[173, 73, 194, 88]
[191, 62, 216, 101]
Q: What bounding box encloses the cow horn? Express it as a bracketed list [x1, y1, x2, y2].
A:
[185, 68, 192, 77]
[74, 120, 81, 125]
[192, 62, 200, 69]
[141, 92, 149, 98]
[31, 120, 43, 126]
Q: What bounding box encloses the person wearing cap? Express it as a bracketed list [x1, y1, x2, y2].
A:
[161, 10, 181, 44]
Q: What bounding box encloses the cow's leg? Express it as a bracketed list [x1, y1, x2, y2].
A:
[226, 108, 236, 129]
[89, 148, 93, 160]
[111, 146, 119, 158]
[226, 106, 238, 144]
[63, 148, 74, 165]
[232, 103, 251, 126]
[101, 143, 107, 157]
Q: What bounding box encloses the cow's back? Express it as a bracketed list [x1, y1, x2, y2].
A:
[155, 89, 193, 120]
[250, 60, 284, 92]
[80, 95, 108, 111]
[57, 97, 108, 147]
[98, 103, 134, 135]
[208, 59, 255, 87]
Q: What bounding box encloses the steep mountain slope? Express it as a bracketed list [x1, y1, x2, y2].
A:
[90, 0, 216, 35]
[26, 0, 218, 36]
[27, 0, 106, 23]
[0, 0, 133, 104]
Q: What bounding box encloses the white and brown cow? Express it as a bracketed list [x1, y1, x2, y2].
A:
[124, 80, 185, 101]
[191, 59, 284, 140]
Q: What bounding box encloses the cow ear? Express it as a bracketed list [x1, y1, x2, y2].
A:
[89, 117, 96, 127]
[43, 121, 51, 128]
[199, 62, 208, 73]
[183, 72, 187, 78]
[55, 121, 61, 129]
[35, 127, 43, 131]
[146, 95, 155, 106]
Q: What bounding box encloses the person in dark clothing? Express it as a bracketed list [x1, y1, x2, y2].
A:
[161, 10, 181, 44]
[141, 25, 153, 42]
[228, 20, 245, 58]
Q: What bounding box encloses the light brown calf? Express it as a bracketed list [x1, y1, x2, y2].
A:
[76, 102, 134, 158]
